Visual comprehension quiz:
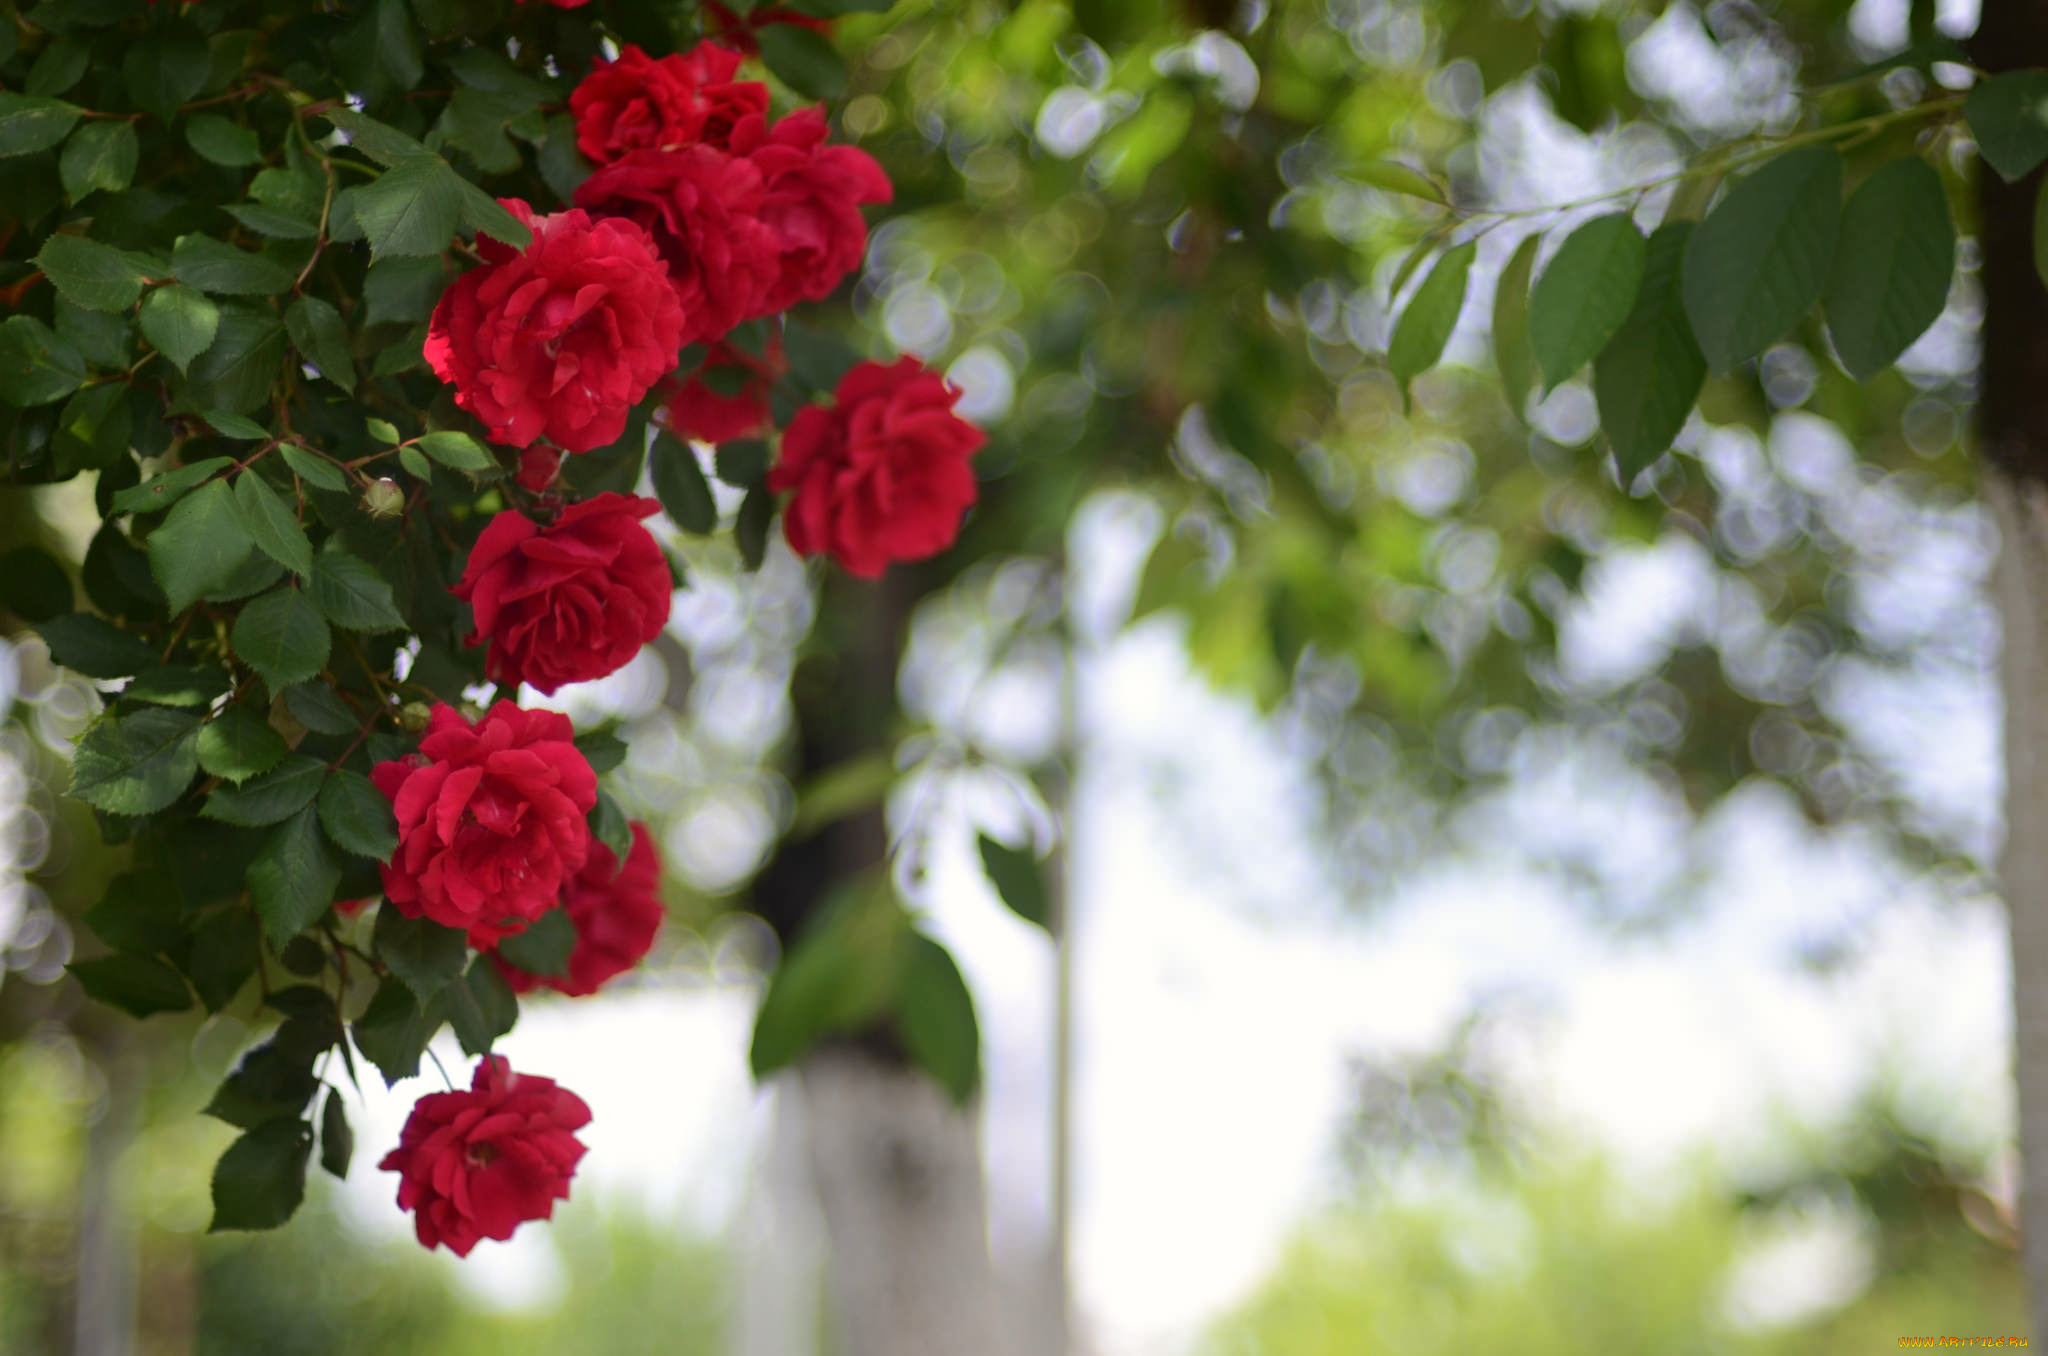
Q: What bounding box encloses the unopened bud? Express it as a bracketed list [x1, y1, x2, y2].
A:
[363, 477, 405, 518]
[398, 701, 433, 733]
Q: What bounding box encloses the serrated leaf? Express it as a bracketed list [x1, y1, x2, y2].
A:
[1826, 157, 1954, 380]
[649, 432, 716, 534]
[308, 551, 405, 631]
[122, 29, 209, 123]
[573, 727, 628, 776]
[224, 204, 320, 239]
[1387, 240, 1476, 396]
[398, 445, 433, 481]
[208, 1117, 311, 1232]
[68, 707, 202, 815]
[83, 872, 185, 955]
[757, 23, 848, 101]
[416, 429, 496, 472]
[1595, 222, 1707, 481]
[0, 92, 83, 157]
[896, 933, 980, 1104]
[140, 284, 220, 374]
[444, 956, 518, 1056]
[977, 834, 1050, 929]
[204, 1041, 319, 1129]
[373, 906, 468, 1003]
[1967, 70, 2048, 182]
[351, 979, 438, 1085]
[1528, 213, 1646, 390]
[454, 174, 531, 249]
[173, 234, 295, 296]
[282, 682, 358, 735]
[186, 113, 262, 167]
[114, 455, 230, 514]
[36, 612, 157, 678]
[1681, 147, 1841, 374]
[206, 410, 270, 440]
[1492, 231, 1541, 422]
[320, 107, 429, 167]
[318, 770, 398, 861]
[494, 908, 575, 980]
[183, 304, 287, 413]
[319, 1089, 354, 1179]
[365, 417, 401, 444]
[59, 120, 138, 200]
[198, 705, 288, 782]
[184, 909, 261, 1012]
[283, 294, 354, 393]
[0, 316, 86, 407]
[350, 153, 463, 260]
[231, 588, 330, 691]
[148, 479, 255, 613]
[247, 805, 340, 948]
[202, 754, 326, 826]
[280, 445, 348, 491]
[123, 664, 230, 708]
[70, 954, 194, 1018]
[233, 474, 313, 578]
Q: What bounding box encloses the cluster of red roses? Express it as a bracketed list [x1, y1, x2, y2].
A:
[366, 36, 987, 1256]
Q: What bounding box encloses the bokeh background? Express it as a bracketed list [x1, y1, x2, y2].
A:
[0, 0, 2026, 1350]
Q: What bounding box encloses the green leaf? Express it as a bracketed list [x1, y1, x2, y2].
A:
[83, 871, 185, 955]
[1387, 240, 1476, 396]
[757, 23, 849, 101]
[1967, 70, 2048, 182]
[0, 93, 83, 157]
[283, 295, 355, 394]
[205, 410, 270, 441]
[365, 417, 401, 444]
[1680, 147, 1841, 374]
[351, 979, 439, 1085]
[318, 770, 398, 861]
[224, 203, 320, 239]
[36, 612, 157, 678]
[113, 455, 230, 515]
[208, 1116, 311, 1232]
[588, 790, 632, 867]
[1354, 158, 1447, 204]
[148, 479, 255, 613]
[122, 28, 210, 123]
[445, 956, 518, 1056]
[320, 107, 430, 167]
[1595, 222, 1707, 482]
[184, 909, 261, 1012]
[233, 474, 314, 578]
[319, 1089, 354, 1180]
[416, 429, 497, 472]
[649, 432, 717, 534]
[202, 754, 326, 826]
[70, 954, 194, 1018]
[750, 894, 907, 1078]
[1825, 157, 1954, 380]
[0, 316, 86, 407]
[205, 1041, 319, 1129]
[198, 705, 288, 783]
[59, 120, 138, 200]
[736, 483, 773, 571]
[173, 234, 295, 296]
[185, 113, 262, 167]
[282, 683, 358, 736]
[140, 284, 220, 375]
[247, 805, 341, 948]
[68, 707, 202, 815]
[1492, 231, 1541, 422]
[399, 445, 433, 482]
[573, 727, 628, 776]
[27, 38, 90, 98]
[494, 908, 575, 980]
[454, 174, 532, 250]
[977, 834, 1050, 930]
[351, 153, 463, 260]
[280, 445, 347, 492]
[1527, 213, 1646, 391]
[123, 664, 230, 707]
[0, 546, 72, 622]
[374, 907, 469, 1004]
[714, 439, 770, 488]
[307, 551, 404, 632]
[53, 383, 130, 477]
[896, 933, 981, 1104]
[183, 304, 287, 412]
[363, 256, 446, 326]
[231, 588, 331, 691]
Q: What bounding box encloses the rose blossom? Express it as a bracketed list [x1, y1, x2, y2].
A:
[451, 493, 671, 695]
[731, 106, 893, 314]
[654, 339, 779, 445]
[371, 702, 597, 942]
[768, 357, 985, 577]
[569, 42, 768, 163]
[424, 199, 686, 454]
[703, 1, 830, 56]
[380, 1056, 591, 1256]
[574, 148, 779, 349]
[491, 822, 663, 997]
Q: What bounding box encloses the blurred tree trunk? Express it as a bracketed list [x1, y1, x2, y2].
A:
[1977, 0, 2048, 1334]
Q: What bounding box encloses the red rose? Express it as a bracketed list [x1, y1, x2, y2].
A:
[451, 493, 672, 696]
[515, 446, 563, 493]
[574, 148, 779, 349]
[424, 199, 686, 454]
[654, 339, 780, 445]
[371, 702, 597, 942]
[380, 1055, 591, 1256]
[703, 1, 831, 56]
[767, 357, 984, 577]
[732, 106, 892, 315]
[492, 822, 663, 997]
[569, 43, 769, 163]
